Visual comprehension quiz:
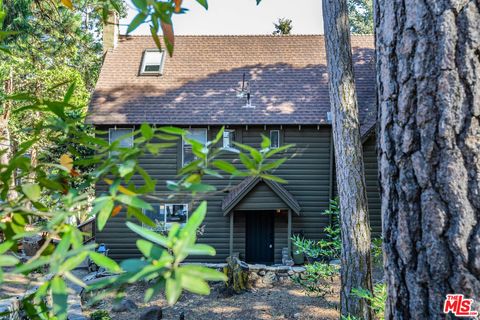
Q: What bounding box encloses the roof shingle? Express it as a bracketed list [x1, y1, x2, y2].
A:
[87, 35, 376, 134]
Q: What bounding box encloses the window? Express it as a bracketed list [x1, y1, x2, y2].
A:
[109, 128, 134, 148]
[143, 204, 188, 230]
[140, 49, 165, 75]
[182, 128, 207, 166]
[270, 130, 280, 149]
[222, 129, 236, 150]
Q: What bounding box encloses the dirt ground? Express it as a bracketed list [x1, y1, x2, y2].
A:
[84, 279, 341, 320]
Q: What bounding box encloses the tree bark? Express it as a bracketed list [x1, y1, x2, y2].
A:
[375, 0, 480, 318]
[322, 0, 374, 318]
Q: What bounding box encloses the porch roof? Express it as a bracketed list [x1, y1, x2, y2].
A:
[221, 176, 301, 216]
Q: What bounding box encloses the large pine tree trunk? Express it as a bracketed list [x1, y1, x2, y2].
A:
[375, 0, 480, 318]
[322, 0, 373, 318]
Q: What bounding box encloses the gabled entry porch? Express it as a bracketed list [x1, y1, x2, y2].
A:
[222, 177, 301, 264]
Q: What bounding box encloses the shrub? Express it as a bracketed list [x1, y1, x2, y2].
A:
[90, 310, 112, 320]
[292, 198, 341, 261]
[351, 282, 387, 320]
[291, 262, 338, 297]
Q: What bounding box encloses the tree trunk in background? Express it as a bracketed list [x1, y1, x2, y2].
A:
[0, 67, 16, 201]
[322, 0, 373, 318]
[375, 0, 480, 318]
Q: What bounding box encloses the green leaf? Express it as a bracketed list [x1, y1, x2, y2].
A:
[195, 0, 208, 9]
[22, 183, 41, 202]
[89, 252, 122, 273]
[127, 12, 148, 34]
[126, 222, 169, 248]
[166, 277, 182, 305]
[146, 143, 176, 155]
[260, 158, 287, 172]
[266, 144, 295, 157]
[179, 265, 227, 281]
[120, 258, 148, 272]
[212, 160, 237, 174]
[150, 26, 162, 50]
[239, 153, 256, 170]
[144, 280, 164, 302]
[136, 239, 164, 260]
[140, 124, 154, 140]
[128, 206, 155, 227]
[132, 0, 147, 11]
[51, 277, 68, 320]
[256, 0, 262, 4]
[97, 199, 114, 231]
[0, 255, 19, 267]
[185, 243, 216, 256]
[63, 81, 76, 103]
[261, 134, 271, 149]
[60, 252, 89, 272]
[0, 241, 13, 254]
[158, 126, 186, 135]
[118, 160, 136, 177]
[260, 174, 287, 184]
[180, 273, 210, 295]
[181, 201, 206, 236]
[116, 194, 153, 210]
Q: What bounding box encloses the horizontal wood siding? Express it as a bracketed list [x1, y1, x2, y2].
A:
[95, 125, 381, 262]
[363, 136, 381, 236]
[235, 183, 288, 211]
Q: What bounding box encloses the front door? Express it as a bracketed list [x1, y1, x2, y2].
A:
[245, 211, 274, 264]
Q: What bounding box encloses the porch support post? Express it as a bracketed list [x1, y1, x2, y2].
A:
[287, 209, 292, 254]
[229, 211, 234, 256]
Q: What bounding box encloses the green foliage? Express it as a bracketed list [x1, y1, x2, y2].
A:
[273, 18, 292, 35]
[347, 0, 373, 34]
[90, 310, 112, 320]
[371, 238, 383, 267]
[0, 1, 291, 318]
[351, 283, 387, 320]
[0, 87, 292, 318]
[292, 198, 341, 260]
[291, 262, 338, 297]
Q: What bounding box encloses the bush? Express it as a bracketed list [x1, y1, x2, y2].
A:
[291, 262, 338, 297]
[351, 282, 387, 320]
[292, 198, 341, 261]
[90, 310, 112, 320]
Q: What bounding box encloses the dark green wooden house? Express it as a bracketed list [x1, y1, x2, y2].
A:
[86, 34, 379, 264]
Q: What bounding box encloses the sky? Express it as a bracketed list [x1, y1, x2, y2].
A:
[119, 0, 324, 35]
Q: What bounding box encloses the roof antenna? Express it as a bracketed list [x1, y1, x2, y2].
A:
[236, 72, 255, 109]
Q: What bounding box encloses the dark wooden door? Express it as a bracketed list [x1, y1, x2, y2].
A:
[245, 211, 274, 264]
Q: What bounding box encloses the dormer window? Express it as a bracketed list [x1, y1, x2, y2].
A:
[140, 49, 165, 75]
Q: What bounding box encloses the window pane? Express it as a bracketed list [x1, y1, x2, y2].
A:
[144, 51, 162, 64]
[141, 50, 163, 74]
[144, 64, 160, 72]
[183, 128, 207, 165]
[143, 204, 164, 230]
[223, 130, 235, 148]
[270, 130, 280, 148]
[109, 128, 133, 148]
[166, 204, 188, 224]
[186, 129, 207, 144]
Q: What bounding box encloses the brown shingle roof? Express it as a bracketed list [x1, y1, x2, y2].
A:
[87, 35, 375, 134]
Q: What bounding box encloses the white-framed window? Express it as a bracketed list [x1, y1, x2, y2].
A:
[182, 128, 207, 166]
[270, 130, 280, 149]
[109, 128, 134, 148]
[140, 49, 165, 75]
[143, 204, 188, 231]
[222, 129, 237, 150]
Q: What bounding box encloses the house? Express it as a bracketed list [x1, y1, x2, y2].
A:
[86, 30, 378, 264]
